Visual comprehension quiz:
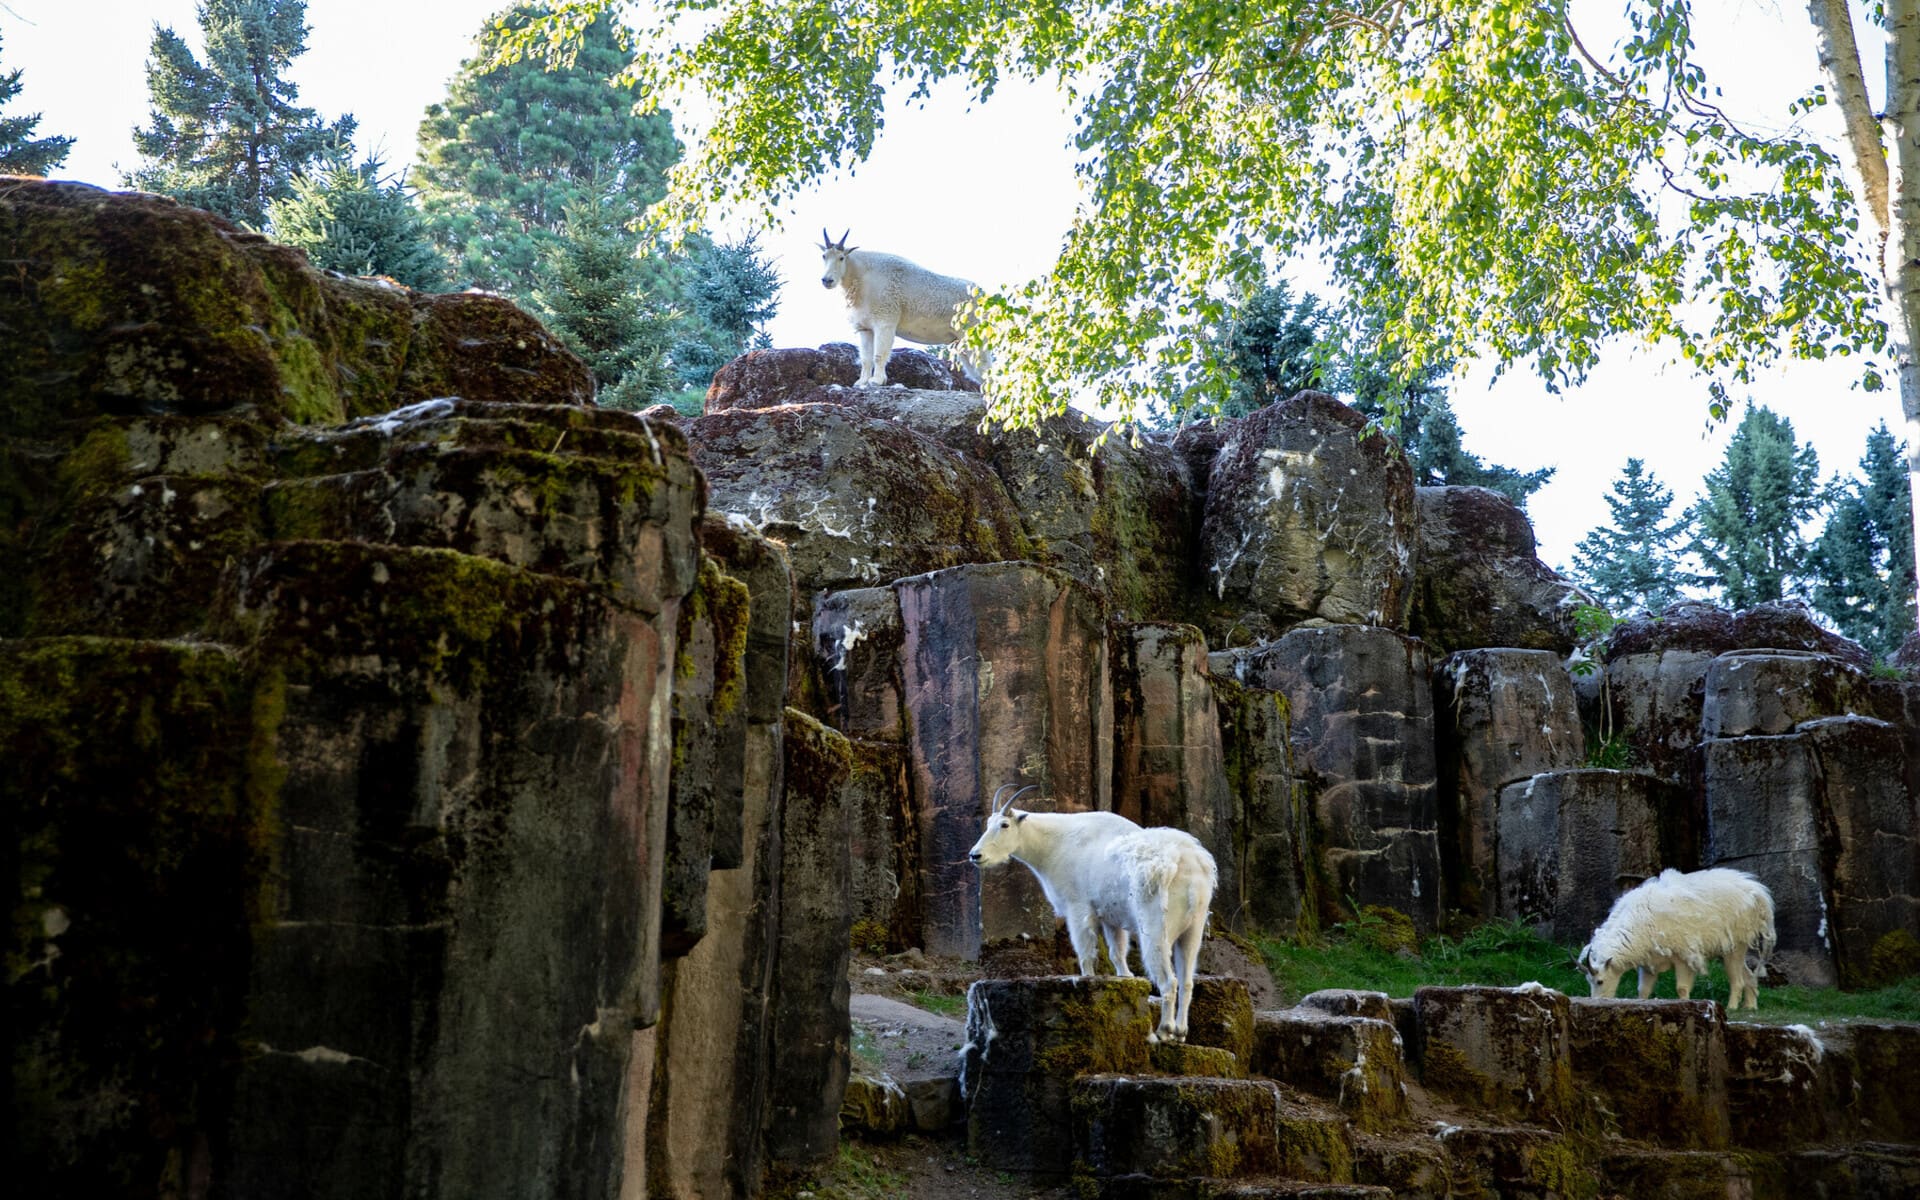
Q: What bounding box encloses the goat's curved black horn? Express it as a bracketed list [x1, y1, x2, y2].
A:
[822, 226, 832, 247]
[838, 228, 850, 249]
[1007, 785, 1038, 807]
[990, 784, 1014, 813]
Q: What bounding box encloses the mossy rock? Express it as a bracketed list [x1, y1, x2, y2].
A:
[6, 636, 273, 1195]
[1071, 1075, 1285, 1180]
[1147, 1042, 1244, 1079]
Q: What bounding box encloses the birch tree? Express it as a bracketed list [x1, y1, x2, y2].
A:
[515, 0, 1919, 633]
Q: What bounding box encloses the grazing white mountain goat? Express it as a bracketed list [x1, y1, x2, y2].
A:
[818, 229, 980, 388]
[1576, 867, 1778, 1011]
[968, 785, 1219, 1044]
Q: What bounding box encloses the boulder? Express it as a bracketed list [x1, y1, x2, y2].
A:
[765, 710, 856, 1167]
[1434, 649, 1585, 914]
[0, 180, 587, 438]
[1410, 486, 1587, 655]
[687, 404, 1029, 594]
[1200, 391, 1417, 637]
[1603, 600, 1873, 780]
[1412, 985, 1575, 1125]
[1494, 768, 1689, 942]
[1251, 1011, 1409, 1131]
[1112, 622, 1239, 910]
[646, 529, 795, 1200]
[896, 562, 1112, 956]
[1724, 1022, 1829, 1149]
[963, 977, 1155, 1177]
[1697, 732, 1836, 986]
[1797, 717, 1920, 987]
[703, 343, 975, 411]
[1072, 1076, 1285, 1180]
[1568, 998, 1730, 1149]
[1699, 650, 1869, 738]
[1209, 672, 1311, 935]
[1215, 625, 1441, 930]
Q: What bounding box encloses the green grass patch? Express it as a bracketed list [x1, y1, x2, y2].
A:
[765, 1143, 909, 1200]
[850, 1024, 884, 1070]
[907, 989, 966, 1019]
[1255, 917, 1920, 1024]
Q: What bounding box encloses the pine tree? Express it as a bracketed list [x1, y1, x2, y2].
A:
[532, 192, 676, 410]
[267, 156, 449, 289]
[1809, 423, 1917, 659]
[670, 234, 782, 388]
[412, 3, 681, 296]
[1219, 280, 1330, 416]
[126, 0, 355, 228]
[1689, 404, 1826, 610]
[0, 32, 73, 176]
[1572, 459, 1688, 615]
[1357, 389, 1556, 508]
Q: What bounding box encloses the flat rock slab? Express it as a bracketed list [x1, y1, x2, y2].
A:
[1568, 997, 1729, 1149]
[1413, 985, 1574, 1125]
[1251, 1012, 1408, 1131]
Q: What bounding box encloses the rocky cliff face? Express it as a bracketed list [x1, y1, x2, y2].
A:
[8, 181, 1918, 1199]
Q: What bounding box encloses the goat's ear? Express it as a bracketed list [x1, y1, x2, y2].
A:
[1013, 810, 1027, 823]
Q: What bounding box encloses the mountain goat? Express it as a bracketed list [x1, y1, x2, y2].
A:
[967, 785, 1218, 1044]
[1576, 867, 1777, 1011]
[818, 229, 980, 388]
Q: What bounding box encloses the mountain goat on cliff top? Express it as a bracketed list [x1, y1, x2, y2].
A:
[1576, 867, 1777, 1011]
[967, 785, 1218, 1044]
[819, 229, 981, 388]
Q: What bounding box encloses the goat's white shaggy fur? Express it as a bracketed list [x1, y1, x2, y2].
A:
[819, 230, 978, 387]
[1576, 867, 1778, 1010]
[968, 790, 1218, 1043]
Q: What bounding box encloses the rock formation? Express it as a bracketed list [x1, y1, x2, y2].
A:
[8, 180, 1917, 1200]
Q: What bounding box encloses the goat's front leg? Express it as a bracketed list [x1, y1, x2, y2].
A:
[856, 327, 877, 386]
[870, 320, 897, 386]
[1672, 962, 1695, 1000]
[1637, 966, 1658, 999]
[1064, 907, 1103, 977]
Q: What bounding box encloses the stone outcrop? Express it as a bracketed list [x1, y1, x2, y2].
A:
[704, 344, 977, 411]
[1493, 769, 1691, 941]
[1411, 486, 1587, 656]
[1198, 391, 1416, 639]
[1216, 625, 1441, 930]
[1433, 649, 1584, 914]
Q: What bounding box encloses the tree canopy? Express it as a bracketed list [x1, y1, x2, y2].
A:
[1689, 405, 1826, 611]
[413, 2, 682, 295]
[521, 0, 1879, 432]
[1808, 423, 1917, 658]
[0, 31, 73, 177]
[1572, 458, 1688, 615]
[266, 156, 449, 289]
[126, 0, 355, 228]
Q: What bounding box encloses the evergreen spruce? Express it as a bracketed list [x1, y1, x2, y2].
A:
[0, 32, 73, 176]
[412, 4, 680, 296]
[267, 157, 449, 289]
[126, 0, 355, 227]
[670, 234, 782, 388]
[532, 192, 675, 410]
[1809, 423, 1917, 659]
[1572, 458, 1688, 615]
[1689, 404, 1826, 610]
[1219, 280, 1330, 415]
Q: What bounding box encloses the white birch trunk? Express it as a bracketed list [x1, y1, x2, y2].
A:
[1810, 0, 1920, 639]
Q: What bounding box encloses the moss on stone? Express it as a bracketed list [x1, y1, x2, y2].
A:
[1419, 1039, 1492, 1101]
[1869, 929, 1920, 983]
[1035, 980, 1155, 1077]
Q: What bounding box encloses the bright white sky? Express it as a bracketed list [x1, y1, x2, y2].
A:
[0, 0, 1898, 576]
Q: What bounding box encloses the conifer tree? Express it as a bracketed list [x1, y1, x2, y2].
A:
[0, 32, 73, 176]
[267, 156, 449, 289]
[670, 234, 782, 389]
[1572, 459, 1687, 615]
[531, 192, 675, 410]
[1689, 405, 1826, 610]
[1809, 423, 1917, 659]
[126, 0, 354, 228]
[412, 3, 680, 296]
[1219, 280, 1330, 416]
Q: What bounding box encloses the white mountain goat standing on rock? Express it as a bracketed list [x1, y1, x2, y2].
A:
[818, 229, 980, 388]
[968, 785, 1218, 1044]
[1576, 867, 1777, 1011]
